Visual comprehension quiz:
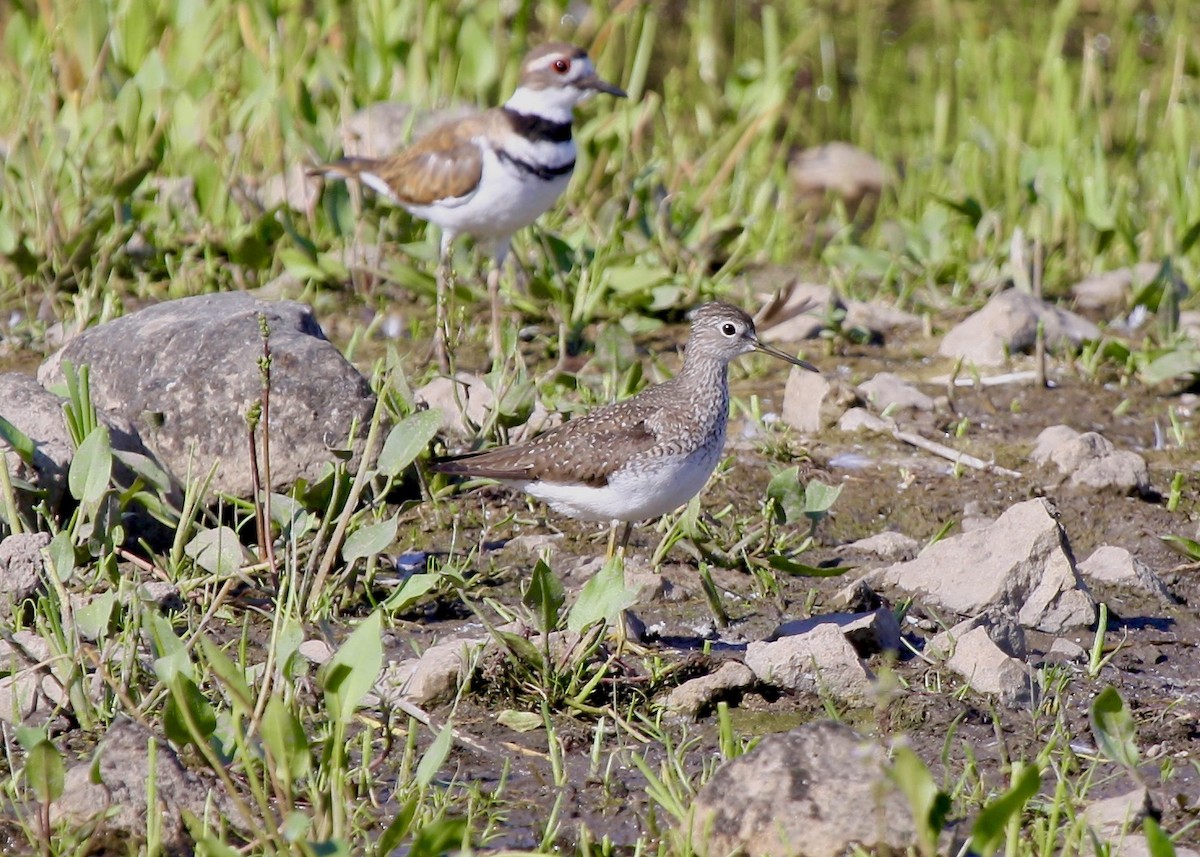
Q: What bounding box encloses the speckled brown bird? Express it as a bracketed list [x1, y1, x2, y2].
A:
[434, 302, 819, 552]
[312, 43, 625, 369]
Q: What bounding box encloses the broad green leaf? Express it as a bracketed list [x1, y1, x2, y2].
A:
[415, 720, 454, 788]
[323, 610, 384, 724]
[380, 572, 440, 614]
[0, 415, 36, 464]
[1143, 817, 1177, 857]
[260, 694, 311, 782]
[74, 591, 118, 640]
[567, 555, 638, 633]
[1161, 534, 1200, 562]
[342, 514, 398, 564]
[497, 709, 543, 733]
[163, 675, 217, 748]
[378, 409, 443, 478]
[199, 638, 254, 714]
[24, 736, 64, 803]
[185, 527, 252, 577]
[766, 466, 804, 524]
[149, 612, 193, 683]
[767, 555, 852, 578]
[803, 480, 843, 519]
[47, 530, 76, 582]
[1090, 685, 1140, 770]
[68, 425, 112, 505]
[969, 762, 1041, 856]
[495, 630, 543, 669]
[1140, 347, 1200, 385]
[523, 559, 565, 634]
[889, 745, 950, 853]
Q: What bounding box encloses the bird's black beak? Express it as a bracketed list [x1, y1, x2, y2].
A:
[579, 72, 627, 98]
[753, 339, 820, 374]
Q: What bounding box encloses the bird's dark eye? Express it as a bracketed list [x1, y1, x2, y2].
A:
[721, 323, 737, 336]
[553, 58, 570, 73]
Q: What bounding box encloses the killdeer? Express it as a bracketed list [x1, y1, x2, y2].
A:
[313, 43, 626, 370]
[434, 303, 819, 554]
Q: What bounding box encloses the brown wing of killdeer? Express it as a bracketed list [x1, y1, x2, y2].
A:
[317, 113, 493, 207]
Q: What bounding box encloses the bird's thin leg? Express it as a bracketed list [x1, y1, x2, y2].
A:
[434, 237, 453, 373]
[605, 522, 620, 560]
[488, 241, 511, 366]
[617, 521, 634, 557]
[487, 264, 503, 364]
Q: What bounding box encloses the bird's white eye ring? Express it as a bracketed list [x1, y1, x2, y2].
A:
[721, 322, 737, 336]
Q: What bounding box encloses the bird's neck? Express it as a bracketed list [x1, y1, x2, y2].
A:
[504, 86, 578, 125]
[671, 353, 731, 425]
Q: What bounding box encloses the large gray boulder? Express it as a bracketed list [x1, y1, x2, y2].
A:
[864, 498, 1096, 633]
[38, 292, 376, 498]
[688, 721, 917, 857]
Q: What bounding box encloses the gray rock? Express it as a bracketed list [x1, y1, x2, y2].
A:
[781, 366, 831, 433]
[927, 609, 1027, 661]
[688, 721, 916, 857]
[847, 531, 919, 561]
[135, 580, 184, 612]
[927, 612, 1032, 706]
[745, 623, 874, 704]
[1084, 787, 1153, 843]
[52, 718, 237, 856]
[946, 625, 1033, 705]
[377, 637, 484, 707]
[843, 300, 922, 334]
[0, 532, 50, 617]
[939, 289, 1101, 366]
[1079, 546, 1172, 600]
[0, 374, 74, 513]
[838, 407, 892, 433]
[298, 638, 334, 664]
[246, 163, 320, 215]
[38, 293, 376, 499]
[1048, 637, 1088, 662]
[857, 371, 934, 413]
[1031, 425, 1150, 495]
[789, 142, 891, 210]
[768, 609, 901, 657]
[868, 498, 1096, 632]
[1070, 263, 1161, 313]
[663, 660, 755, 719]
[0, 630, 64, 726]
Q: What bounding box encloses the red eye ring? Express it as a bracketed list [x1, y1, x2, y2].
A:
[553, 58, 570, 73]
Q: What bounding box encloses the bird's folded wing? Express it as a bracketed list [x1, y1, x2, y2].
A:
[370, 115, 493, 205]
[435, 412, 661, 488]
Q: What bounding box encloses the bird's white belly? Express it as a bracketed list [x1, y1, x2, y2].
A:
[525, 447, 722, 524]
[405, 147, 572, 241]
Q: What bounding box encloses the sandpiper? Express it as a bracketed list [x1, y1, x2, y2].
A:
[433, 302, 819, 552]
[312, 43, 626, 370]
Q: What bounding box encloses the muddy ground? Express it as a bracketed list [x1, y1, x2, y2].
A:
[389, 327, 1200, 850]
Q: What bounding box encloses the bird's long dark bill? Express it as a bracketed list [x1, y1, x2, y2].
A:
[754, 340, 819, 373]
[581, 73, 627, 98]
